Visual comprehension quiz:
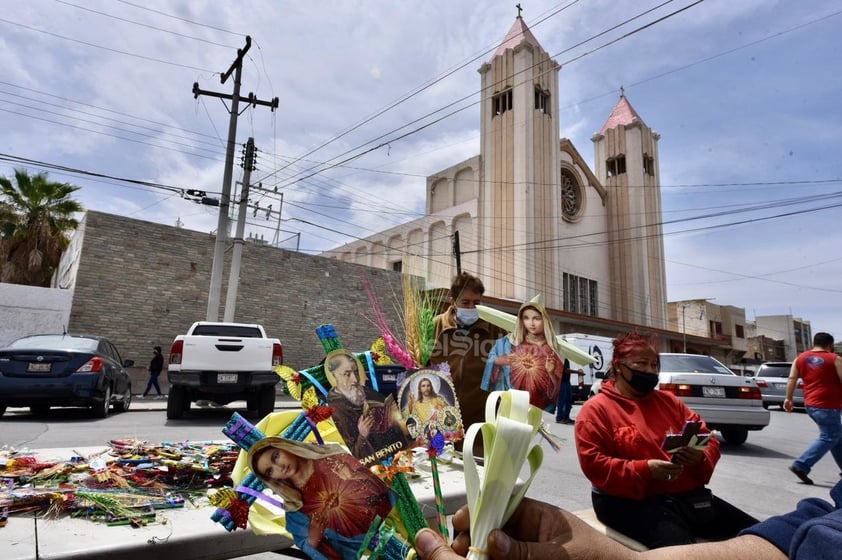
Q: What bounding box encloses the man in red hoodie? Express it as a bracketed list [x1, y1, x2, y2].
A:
[785, 331, 842, 484]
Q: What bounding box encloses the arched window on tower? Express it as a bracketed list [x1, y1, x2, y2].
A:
[492, 89, 513, 116]
[606, 156, 627, 177]
[534, 86, 550, 115]
[644, 155, 655, 176]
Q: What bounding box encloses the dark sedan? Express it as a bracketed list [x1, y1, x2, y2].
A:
[0, 334, 134, 418]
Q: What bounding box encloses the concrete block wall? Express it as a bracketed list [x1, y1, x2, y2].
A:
[68, 211, 407, 386]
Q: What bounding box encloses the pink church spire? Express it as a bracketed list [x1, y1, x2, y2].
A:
[492, 10, 543, 60]
[599, 88, 646, 135]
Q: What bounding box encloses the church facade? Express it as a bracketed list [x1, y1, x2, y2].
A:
[323, 15, 668, 330]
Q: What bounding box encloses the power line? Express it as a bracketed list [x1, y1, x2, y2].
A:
[0, 80, 223, 142]
[0, 16, 217, 74]
[262, 0, 585, 183]
[52, 0, 238, 48]
[259, 1, 706, 190]
[114, 0, 244, 36]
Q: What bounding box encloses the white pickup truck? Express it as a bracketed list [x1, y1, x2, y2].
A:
[165, 321, 283, 419]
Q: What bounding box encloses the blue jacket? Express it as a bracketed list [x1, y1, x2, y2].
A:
[741, 478, 842, 558]
[481, 336, 513, 392]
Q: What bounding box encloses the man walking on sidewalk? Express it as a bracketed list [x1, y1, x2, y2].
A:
[785, 332, 842, 484]
[143, 346, 165, 398]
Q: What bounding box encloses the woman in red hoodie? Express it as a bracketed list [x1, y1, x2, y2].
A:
[574, 331, 757, 549]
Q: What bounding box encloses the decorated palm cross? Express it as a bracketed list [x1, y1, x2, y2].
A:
[210, 324, 427, 560]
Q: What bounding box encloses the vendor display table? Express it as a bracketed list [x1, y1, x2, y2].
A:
[1, 446, 473, 560]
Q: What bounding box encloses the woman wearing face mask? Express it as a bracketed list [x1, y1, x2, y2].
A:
[574, 331, 757, 549]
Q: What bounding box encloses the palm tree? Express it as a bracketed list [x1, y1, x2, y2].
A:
[0, 169, 84, 286]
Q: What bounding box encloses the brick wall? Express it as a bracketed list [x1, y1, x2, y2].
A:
[68, 211, 407, 385]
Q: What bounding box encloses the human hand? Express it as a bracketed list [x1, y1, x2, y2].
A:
[357, 414, 373, 438]
[414, 498, 636, 560]
[648, 459, 683, 482]
[783, 398, 794, 413]
[672, 446, 704, 467]
[496, 354, 514, 367]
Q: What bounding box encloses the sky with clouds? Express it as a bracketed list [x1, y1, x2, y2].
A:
[2, 0, 841, 338]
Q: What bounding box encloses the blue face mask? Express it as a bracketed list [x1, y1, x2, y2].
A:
[455, 307, 480, 326]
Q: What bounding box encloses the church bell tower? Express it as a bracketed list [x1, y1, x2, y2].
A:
[477, 13, 562, 307]
[592, 91, 668, 328]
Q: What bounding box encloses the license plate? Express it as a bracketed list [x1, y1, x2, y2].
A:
[702, 386, 725, 398]
[27, 362, 51, 372]
[217, 373, 238, 383]
[774, 383, 787, 389]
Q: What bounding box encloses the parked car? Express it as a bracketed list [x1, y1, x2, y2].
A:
[0, 334, 134, 418]
[588, 353, 770, 445]
[166, 321, 282, 419]
[752, 362, 803, 409]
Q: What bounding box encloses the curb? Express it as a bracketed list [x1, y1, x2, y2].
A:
[129, 396, 302, 412]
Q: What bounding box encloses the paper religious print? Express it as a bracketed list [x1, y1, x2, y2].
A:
[398, 369, 463, 447]
[247, 437, 410, 559]
[323, 349, 409, 466]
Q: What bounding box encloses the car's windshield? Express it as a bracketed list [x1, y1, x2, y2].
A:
[757, 365, 791, 378]
[10, 335, 98, 352]
[660, 354, 734, 375]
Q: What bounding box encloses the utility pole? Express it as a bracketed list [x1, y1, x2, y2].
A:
[271, 192, 285, 246]
[223, 137, 255, 322]
[452, 230, 462, 276]
[193, 36, 279, 321]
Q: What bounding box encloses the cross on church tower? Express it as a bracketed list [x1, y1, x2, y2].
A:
[516, 3, 523, 18]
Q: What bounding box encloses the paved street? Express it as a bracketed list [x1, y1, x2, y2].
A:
[2, 400, 839, 558]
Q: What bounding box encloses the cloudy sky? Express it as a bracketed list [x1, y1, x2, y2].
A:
[3, 0, 841, 338]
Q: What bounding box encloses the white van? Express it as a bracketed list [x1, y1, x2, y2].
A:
[560, 333, 614, 401]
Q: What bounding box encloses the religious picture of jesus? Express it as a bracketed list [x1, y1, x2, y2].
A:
[398, 369, 463, 446]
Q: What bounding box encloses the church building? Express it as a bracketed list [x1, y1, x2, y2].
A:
[323, 14, 668, 330]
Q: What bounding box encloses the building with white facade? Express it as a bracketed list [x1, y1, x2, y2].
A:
[324, 14, 668, 330]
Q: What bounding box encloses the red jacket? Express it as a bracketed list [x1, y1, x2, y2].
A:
[575, 379, 720, 500]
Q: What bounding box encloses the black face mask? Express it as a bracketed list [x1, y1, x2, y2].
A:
[621, 365, 659, 394]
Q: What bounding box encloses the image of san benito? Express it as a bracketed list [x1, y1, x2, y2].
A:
[324, 349, 409, 464]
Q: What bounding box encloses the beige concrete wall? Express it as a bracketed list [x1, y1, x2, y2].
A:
[0, 283, 73, 346]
